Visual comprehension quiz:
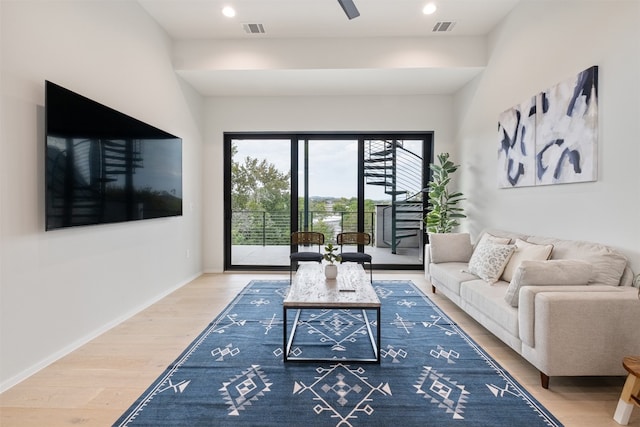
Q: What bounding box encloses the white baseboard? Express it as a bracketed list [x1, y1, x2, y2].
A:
[0, 272, 202, 393]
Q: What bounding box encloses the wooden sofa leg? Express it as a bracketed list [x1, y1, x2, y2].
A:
[431, 285, 436, 294]
[540, 372, 550, 389]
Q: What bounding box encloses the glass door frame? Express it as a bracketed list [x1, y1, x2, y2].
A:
[224, 131, 433, 271]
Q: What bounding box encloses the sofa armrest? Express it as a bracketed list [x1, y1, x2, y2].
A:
[519, 286, 640, 376]
[424, 244, 432, 279]
[519, 285, 612, 346]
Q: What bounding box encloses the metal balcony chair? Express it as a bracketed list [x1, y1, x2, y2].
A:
[336, 232, 373, 283]
[289, 231, 325, 282]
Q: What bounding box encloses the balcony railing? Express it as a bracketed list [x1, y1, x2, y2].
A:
[231, 210, 376, 246]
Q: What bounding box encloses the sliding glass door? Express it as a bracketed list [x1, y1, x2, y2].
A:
[225, 136, 292, 268]
[296, 138, 359, 242]
[224, 133, 432, 270]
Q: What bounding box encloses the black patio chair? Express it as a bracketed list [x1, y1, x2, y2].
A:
[336, 232, 373, 283]
[289, 231, 325, 282]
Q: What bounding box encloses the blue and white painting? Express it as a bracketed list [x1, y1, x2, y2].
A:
[535, 66, 598, 185]
[498, 66, 598, 187]
[498, 96, 536, 188]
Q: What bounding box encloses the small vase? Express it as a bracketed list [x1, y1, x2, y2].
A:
[324, 264, 338, 279]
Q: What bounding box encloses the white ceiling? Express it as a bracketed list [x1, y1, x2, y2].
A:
[137, 0, 522, 96]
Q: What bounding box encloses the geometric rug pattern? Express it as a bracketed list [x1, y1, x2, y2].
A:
[114, 280, 563, 426]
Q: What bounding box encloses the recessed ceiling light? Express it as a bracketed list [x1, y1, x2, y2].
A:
[222, 6, 236, 18]
[423, 3, 437, 15]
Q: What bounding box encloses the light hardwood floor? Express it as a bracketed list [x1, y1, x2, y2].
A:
[1, 272, 637, 426]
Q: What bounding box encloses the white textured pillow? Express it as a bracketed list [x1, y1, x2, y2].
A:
[504, 259, 593, 307]
[429, 233, 473, 263]
[501, 239, 554, 282]
[467, 242, 515, 284]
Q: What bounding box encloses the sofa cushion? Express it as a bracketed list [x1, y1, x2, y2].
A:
[526, 236, 628, 287]
[504, 259, 593, 307]
[467, 241, 516, 284]
[460, 280, 519, 338]
[501, 239, 554, 283]
[430, 262, 477, 296]
[429, 233, 473, 263]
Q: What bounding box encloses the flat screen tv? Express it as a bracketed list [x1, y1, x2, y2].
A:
[45, 81, 182, 231]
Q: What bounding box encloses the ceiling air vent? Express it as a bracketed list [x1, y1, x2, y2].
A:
[432, 21, 456, 32]
[242, 23, 266, 34]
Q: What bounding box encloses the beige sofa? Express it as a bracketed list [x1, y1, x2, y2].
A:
[425, 229, 640, 389]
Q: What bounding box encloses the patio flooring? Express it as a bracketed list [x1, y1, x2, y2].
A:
[231, 244, 422, 267]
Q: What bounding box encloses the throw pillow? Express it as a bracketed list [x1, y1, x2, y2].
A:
[476, 232, 511, 247]
[467, 241, 515, 284]
[429, 233, 473, 263]
[501, 239, 554, 283]
[526, 236, 628, 287]
[504, 259, 593, 307]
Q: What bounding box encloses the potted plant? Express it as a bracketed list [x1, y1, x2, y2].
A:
[424, 152, 466, 233]
[323, 243, 342, 279]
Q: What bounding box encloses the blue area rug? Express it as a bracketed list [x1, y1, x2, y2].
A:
[114, 280, 563, 426]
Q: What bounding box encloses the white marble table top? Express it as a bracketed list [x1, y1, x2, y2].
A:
[284, 263, 380, 308]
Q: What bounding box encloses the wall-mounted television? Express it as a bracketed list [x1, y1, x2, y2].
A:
[45, 81, 182, 231]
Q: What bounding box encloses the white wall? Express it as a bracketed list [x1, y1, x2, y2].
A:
[0, 1, 204, 390]
[203, 95, 455, 272]
[3, 0, 637, 393]
[454, 0, 640, 273]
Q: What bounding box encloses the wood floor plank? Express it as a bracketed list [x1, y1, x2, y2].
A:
[0, 272, 637, 426]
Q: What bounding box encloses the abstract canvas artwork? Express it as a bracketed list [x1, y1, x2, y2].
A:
[498, 96, 537, 187]
[498, 66, 598, 187]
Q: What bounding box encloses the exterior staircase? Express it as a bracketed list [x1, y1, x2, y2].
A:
[364, 139, 424, 254]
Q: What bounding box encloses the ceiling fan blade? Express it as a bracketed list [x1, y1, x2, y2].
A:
[337, 0, 360, 19]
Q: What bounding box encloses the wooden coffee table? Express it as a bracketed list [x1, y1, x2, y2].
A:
[283, 263, 381, 363]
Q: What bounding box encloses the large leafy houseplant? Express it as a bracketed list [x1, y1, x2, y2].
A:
[424, 152, 466, 233]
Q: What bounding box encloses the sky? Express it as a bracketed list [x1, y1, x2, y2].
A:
[233, 139, 391, 201]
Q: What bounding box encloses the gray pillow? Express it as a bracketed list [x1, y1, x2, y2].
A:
[526, 236, 628, 287]
[429, 233, 473, 263]
[505, 259, 593, 307]
[501, 239, 554, 283]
